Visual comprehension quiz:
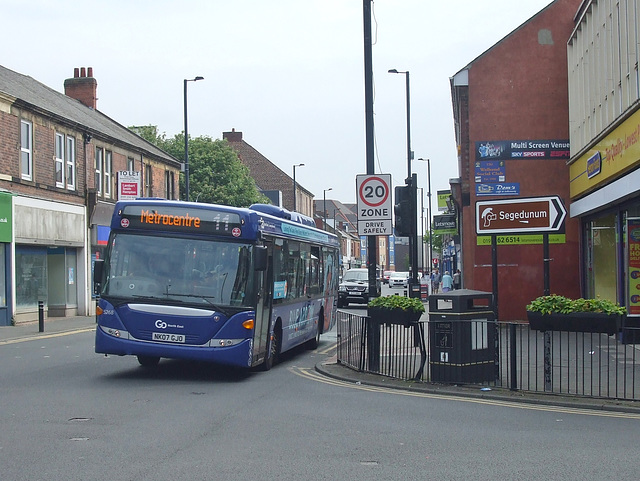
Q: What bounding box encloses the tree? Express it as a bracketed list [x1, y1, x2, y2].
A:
[129, 125, 268, 207]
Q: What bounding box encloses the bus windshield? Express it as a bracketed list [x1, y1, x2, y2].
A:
[101, 233, 255, 308]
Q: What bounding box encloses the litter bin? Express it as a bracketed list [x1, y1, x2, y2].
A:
[429, 289, 497, 383]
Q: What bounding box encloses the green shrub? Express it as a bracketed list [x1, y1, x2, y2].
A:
[526, 294, 626, 316]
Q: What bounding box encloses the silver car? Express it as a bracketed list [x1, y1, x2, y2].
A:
[388, 271, 409, 288]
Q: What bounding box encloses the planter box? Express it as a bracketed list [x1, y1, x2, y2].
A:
[369, 306, 422, 327]
[621, 316, 640, 344]
[527, 311, 624, 335]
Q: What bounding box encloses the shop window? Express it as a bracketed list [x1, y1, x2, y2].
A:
[625, 207, 640, 316]
[16, 246, 47, 309]
[0, 244, 5, 307]
[585, 213, 618, 302]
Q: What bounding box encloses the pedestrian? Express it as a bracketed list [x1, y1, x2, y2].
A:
[442, 271, 453, 292]
[431, 269, 441, 294]
[453, 269, 461, 290]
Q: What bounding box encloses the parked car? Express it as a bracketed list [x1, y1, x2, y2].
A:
[389, 271, 409, 288]
[382, 270, 393, 284]
[338, 268, 381, 307]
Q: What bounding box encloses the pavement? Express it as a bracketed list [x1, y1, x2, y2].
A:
[3, 315, 640, 414]
[0, 315, 97, 344]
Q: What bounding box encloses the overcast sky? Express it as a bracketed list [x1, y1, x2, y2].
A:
[2, 0, 554, 208]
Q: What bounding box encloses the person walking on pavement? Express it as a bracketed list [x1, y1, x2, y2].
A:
[453, 269, 461, 290]
[431, 269, 441, 294]
[442, 270, 453, 292]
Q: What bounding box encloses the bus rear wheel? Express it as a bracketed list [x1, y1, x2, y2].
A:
[307, 312, 323, 350]
[137, 355, 160, 367]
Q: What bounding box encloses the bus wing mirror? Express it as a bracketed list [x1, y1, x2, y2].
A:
[93, 259, 104, 292]
[254, 246, 268, 271]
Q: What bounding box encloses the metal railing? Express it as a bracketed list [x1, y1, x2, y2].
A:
[336, 310, 640, 401]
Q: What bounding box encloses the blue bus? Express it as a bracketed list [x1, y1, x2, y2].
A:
[94, 199, 340, 370]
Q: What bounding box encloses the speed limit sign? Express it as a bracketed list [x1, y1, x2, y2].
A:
[356, 174, 393, 235]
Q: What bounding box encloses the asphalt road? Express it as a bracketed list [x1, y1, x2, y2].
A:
[1, 325, 639, 480]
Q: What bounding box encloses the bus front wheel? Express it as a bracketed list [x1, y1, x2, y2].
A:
[137, 355, 160, 367]
[260, 322, 281, 371]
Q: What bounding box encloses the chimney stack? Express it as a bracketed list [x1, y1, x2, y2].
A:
[223, 128, 243, 142]
[64, 67, 98, 109]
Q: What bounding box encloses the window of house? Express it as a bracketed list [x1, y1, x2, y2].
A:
[55, 132, 65, 187]
[95, 147, 103, 195]
[104, 150, 112, 198]
[55, 133, 76, 191]
[165, 171, 174, 200]
[66, 136, 75, 190]
[20, 120, 33, 181]
[127, 156, 135, 171]
[144, 164, 152, 197]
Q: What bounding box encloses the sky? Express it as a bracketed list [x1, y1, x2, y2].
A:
[2, 0, 554, 209]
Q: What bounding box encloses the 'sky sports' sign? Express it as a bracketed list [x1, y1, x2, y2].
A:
[475, 196, 566, 235]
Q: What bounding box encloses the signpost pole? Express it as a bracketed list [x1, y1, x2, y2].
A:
[363, 0, 380, 372]
[543, 233, 550, 296]
[492, 235, 499, 320]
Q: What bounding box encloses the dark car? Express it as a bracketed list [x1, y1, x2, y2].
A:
[338, 268, 381, 307]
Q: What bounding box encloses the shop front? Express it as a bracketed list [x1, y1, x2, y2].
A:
[0, 192, 13, 326]
[570, 109, 640, 316]
[12, 196, 87, 324]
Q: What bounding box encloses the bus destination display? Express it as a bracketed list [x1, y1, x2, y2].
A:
[119, 205, 243, 236]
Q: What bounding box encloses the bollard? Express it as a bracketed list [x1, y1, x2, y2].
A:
[38, 300, 44, 332]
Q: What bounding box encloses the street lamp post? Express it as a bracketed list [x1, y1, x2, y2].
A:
[418, 158, 432, 273]
[419, 187, 425, 273]
[323, 188, 333, 231]
[388, 69, 412, 177]
[292, 163, 305, 212]
[183, 76, 204, 202]
[389, 68, 418, 292]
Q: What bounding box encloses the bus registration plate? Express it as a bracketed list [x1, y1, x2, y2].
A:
[152, 332, 185, 343]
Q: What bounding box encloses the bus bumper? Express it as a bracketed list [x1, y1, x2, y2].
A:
[95, 326, 253, 368]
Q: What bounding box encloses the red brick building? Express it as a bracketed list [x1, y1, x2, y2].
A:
[0, 65, 179, 323]
[450, 0, 583, 320]
[223, 129, 314, 217]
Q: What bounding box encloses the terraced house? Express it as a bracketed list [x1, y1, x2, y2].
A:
[0, 65, 180, 324]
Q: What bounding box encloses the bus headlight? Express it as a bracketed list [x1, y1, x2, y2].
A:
[210, 339, 244, 347]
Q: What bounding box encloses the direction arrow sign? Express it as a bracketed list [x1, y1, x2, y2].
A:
[476, 196, 567, 235]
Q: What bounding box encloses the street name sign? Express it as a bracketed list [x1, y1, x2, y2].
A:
[475, 196, 567, 235]
[356, 174, 392, 235]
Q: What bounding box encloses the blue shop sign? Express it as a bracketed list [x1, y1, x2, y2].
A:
[476, 183, 520, 196]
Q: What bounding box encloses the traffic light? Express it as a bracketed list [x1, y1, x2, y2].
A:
[394, 185, 412, 236]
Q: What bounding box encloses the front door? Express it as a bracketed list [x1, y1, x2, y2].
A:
[253, 242, 273, 365]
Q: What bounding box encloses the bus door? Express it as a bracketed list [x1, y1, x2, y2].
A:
[253, 242, 274, 365]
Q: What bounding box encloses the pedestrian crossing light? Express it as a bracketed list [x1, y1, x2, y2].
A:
[394, 184, 412, 237]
